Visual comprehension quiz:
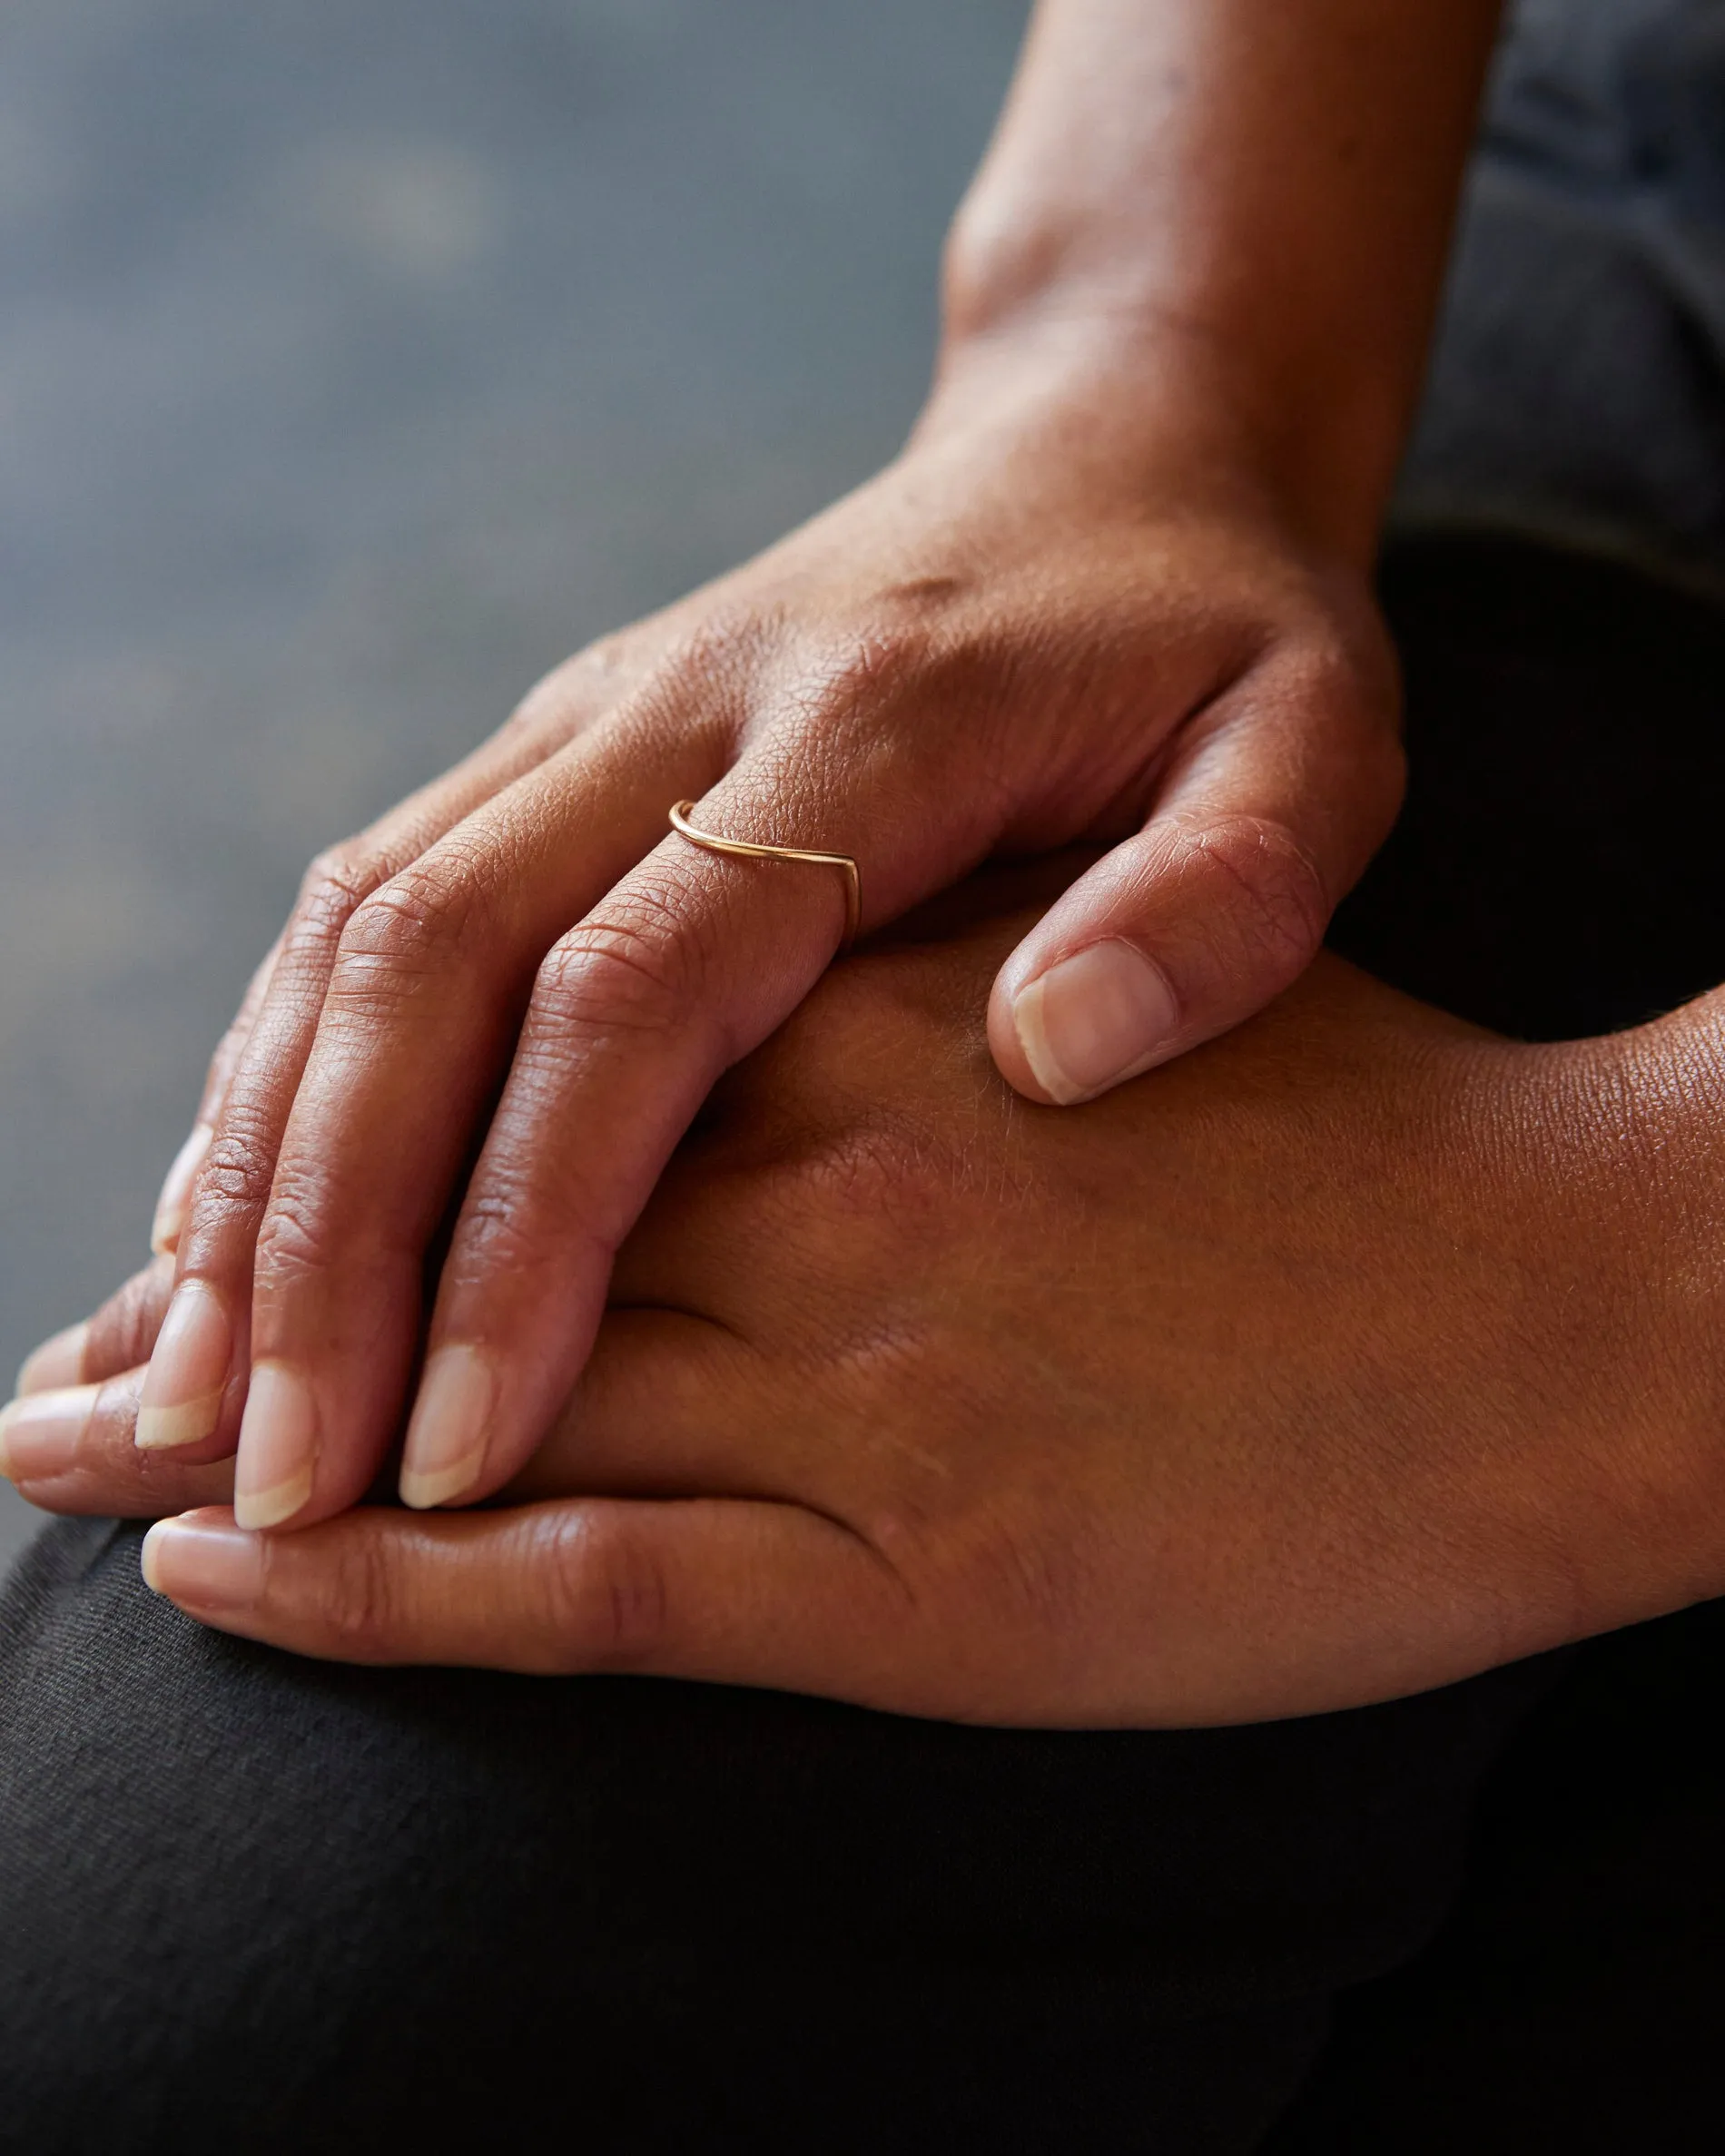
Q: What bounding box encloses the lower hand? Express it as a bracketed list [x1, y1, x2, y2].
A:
[13, 871, 1720, 1724]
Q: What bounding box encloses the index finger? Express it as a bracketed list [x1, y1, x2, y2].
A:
[389, 739, 978, 1514]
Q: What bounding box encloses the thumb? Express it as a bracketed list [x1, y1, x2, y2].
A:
[988, 678, 1404, 1104]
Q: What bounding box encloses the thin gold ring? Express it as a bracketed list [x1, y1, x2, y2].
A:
[669, 800, 862, 949]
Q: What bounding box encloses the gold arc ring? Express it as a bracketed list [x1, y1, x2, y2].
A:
[669, 800, 862, 949]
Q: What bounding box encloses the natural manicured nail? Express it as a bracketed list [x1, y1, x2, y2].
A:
[16, 1321, 89, 1397]
[142, 1516, 265, 1610]
[137, 1281, 232, 1451]
[233, 1362, 317, 1530]
[1012, 940, 1181, 1105]
[399, 1344, 494, 1510]
[150, 1124, 214, 1256]
[0, 1384, 98, 1482]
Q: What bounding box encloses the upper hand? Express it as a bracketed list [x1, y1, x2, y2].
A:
[15, 870, 1719, 1724]
[84, 381, 1403, 1540]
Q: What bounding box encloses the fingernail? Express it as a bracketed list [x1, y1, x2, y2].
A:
[16, 1320, 89, 1397]
[399, 1344, 494, 1510]
[137, 1282, 232, 1450]
[150, 1124, 214, 1256]
[1012, 940, 1181, 1105]
[142, 1516, 264, 1609]
[233, 1362, 317, 1530]
[0, 1385, 98, 1482]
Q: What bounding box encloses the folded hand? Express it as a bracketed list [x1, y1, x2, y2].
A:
[13, 870, 1716, 1724]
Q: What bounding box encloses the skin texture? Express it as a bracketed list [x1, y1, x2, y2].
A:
[114, 0, 1504, 1539]
[13, 873, 1724, 1726]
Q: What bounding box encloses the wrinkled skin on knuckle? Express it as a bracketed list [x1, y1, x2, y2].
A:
[794, 1115, 946, 1236]
[250, 1160, 346, 1289]
[293, 847, 383, 951]
[529, 1510, 671, 1673]
[751, 615, 1035, 821]
[311, 1535, 403, 1662]
[444, 1176, 602, 1298]
[1168, 813, 1331, 989]
[533, 895, 712, 1048]
[193, 1107, 291, 1223]
[330, 855, 495, 1005]
[618, 598, 781, 752]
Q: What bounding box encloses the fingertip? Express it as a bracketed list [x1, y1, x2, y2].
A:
[399, 1344, 494, 1511]
[15, 1321, 90, 1398]
[399, 1453, 487, 1511]
[0, 1384, 100, 1483]
[990, 939, 1181, 1107]
[142, 1509, 261, 1610]
[232, 1362, 318, 1529]
[232, 1465, 315, 1532]
[140, 1517, 169, 1594]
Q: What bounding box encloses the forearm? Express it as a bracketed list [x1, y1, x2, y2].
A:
[928, 0, 1505, 559]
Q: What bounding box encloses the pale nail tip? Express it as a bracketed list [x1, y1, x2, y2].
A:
[1012, 984, 1086, 1106]
[399, 1451, 485, 1511]
[140, 1522, 169, 1595]
[233, 1465, 315, 1531]
[134, 1395, 222, 1452]
[148, 1221, 179, 1259]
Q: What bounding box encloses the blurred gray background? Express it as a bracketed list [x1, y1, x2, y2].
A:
[0, 0, 1029, 1564]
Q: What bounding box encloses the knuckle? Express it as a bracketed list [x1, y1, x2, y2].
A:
[293, 847, 380, 947]
[764, 620, 983, 771]
[532, 896, 710, 1045]
[314, 1536, 401, 1659]
[513, 630, 646, 733]
[446, 1183, 605, 1292]
[534, 1511, 670, 1670]
[799, 1116, 932, 1226]
[663, 597, 775, 692]
[195, 1112, 284, 1217]
[1175, 813, 1330, 980]
[335, 855, 489, 980]
[251, 1164, 338, 1285]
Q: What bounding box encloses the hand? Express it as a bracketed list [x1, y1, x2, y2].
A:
[117, 365, 1402, 1541]
[97, 0, 1512, 1542]
[15, 874, 1720, 1724]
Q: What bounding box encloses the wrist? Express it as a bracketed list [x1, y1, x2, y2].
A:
[1539, 1002, 1725, 1624]
[922, 271, 1399, 571]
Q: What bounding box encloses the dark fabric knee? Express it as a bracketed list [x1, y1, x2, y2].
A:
[0, 1514, 1555, 2155]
